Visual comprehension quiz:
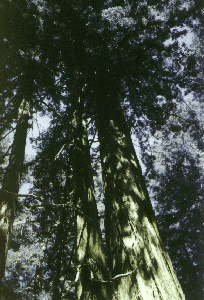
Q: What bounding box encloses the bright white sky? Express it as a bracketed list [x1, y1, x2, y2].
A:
[19, 113, 51, 194]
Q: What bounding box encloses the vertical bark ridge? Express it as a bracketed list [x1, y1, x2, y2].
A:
[96, 87, 185, 299]
[71, 92, 109, 299]
[0, 99, 30, 284]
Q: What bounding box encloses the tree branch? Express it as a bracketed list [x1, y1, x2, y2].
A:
[41, 100, 64, 121]
[0, 127, 16, 142]
[91, 266, 139, 284]
[0, 190, 95, 223]
[0, 144, 12, 159]
[54, 144, 66, 160]
[88, 128, 98, 147]
[168, 112, 204, 133]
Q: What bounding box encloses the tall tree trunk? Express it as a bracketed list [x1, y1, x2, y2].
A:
[71, 92, 109, 299]
[0, 99, 30, 284]
[96, 89, 185, 299]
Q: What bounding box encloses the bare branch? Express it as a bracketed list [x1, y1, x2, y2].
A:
[0, 127, 16, 142]
[88, 128, 98, 147]
[41, 100, 64, 120]
[91, 266, 139, 284]
[168, 112, 204, 133]
[54, 144, 66, 160]
[0, 144, 12, 159]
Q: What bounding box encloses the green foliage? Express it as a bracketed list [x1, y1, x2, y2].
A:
[0, 0, 203, 298]
[143, 96, 204, 299]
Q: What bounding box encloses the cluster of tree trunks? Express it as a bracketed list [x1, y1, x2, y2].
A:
[0, 80, 186, 300]
[0, 6, 186, 300]
[68, 66, 185, 299]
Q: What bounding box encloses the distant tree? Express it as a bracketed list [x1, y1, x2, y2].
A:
[0, 99, 30, 285]
[0, 0, 58, 287]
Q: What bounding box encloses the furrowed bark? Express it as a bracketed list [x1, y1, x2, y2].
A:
[71, 92, 109, 299]
[0, 99, 30, 285]
[96, 88, 185, 299]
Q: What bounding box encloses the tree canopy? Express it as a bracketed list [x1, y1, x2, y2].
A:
[0, 0, 203, 299]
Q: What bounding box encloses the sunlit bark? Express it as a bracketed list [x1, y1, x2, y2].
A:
[71, 93, 109, 299]
[0, 99, 30, 284]
[96, 89, 185, 299]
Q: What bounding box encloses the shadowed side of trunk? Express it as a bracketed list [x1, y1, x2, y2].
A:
[96, 85, 185, 299]
[71, 94, 109, 300]
[0, 99, 30, 285]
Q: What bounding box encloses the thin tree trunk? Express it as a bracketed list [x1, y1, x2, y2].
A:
[33, 261, 43, 297]
[71, 92, 109, 299]
[96, 90, 185, 299]
[51, 208, 69, 300]
[51, 237, 63, 300]
[0, 99, 30, 284]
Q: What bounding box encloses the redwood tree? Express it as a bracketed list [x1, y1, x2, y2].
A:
[95, 74, 185, 299]
[71, 86, 109, 299]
